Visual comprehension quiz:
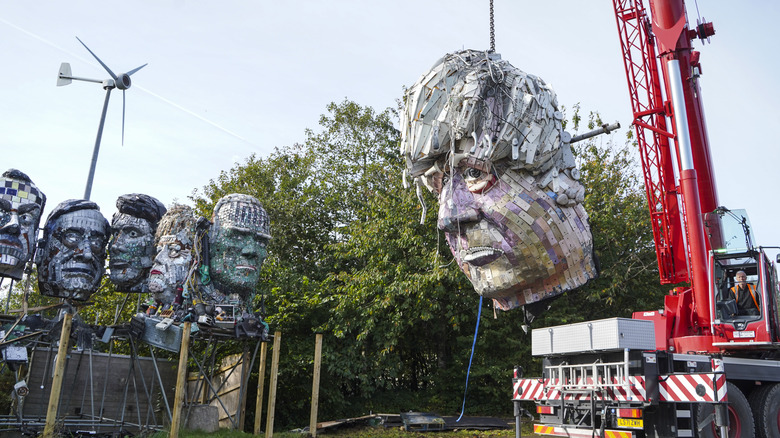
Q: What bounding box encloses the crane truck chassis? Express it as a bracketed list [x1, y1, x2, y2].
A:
[511, 0, 780, 436]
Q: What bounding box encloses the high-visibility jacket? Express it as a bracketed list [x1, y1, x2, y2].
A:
[730, 283, 760, 312]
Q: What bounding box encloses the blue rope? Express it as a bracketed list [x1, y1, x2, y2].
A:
[456, 295, 483, 422]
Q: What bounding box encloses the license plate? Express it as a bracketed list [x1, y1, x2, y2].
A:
[617, 418, 643, 429]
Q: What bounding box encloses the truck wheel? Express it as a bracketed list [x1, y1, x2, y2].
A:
[753, 383, 780, 438]
[697, 382, 755, 438]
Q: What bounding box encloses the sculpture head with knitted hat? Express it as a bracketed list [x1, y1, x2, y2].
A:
[0, 169, 46, 281]
[108, 193, 167, 293]
[208, 193, 271, 302]
[400, 49, 597, 312]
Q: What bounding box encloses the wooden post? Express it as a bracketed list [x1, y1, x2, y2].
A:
[170, 322, 191, 438]
[253, 342, 268, 435]
[309, 334, 323, 437]
[238, 348, 250, 430]
[42, 312, 73, 438]
[265, 332, 281, 438]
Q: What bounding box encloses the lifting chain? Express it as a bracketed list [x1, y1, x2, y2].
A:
[489, 0, 495, 52]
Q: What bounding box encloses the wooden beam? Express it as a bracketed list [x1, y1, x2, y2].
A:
[238, 347, 250, 430]
[309, 333, 323, 437]
[265, 332, 281, 438]
[170, 322, 191, 438]
[42, 312, 73, 438]
[254, 342, 268, 435]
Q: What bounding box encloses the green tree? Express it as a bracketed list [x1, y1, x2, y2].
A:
[189, 101, 669, 429]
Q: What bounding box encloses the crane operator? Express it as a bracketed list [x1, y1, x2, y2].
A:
[730, 270, 760, 316]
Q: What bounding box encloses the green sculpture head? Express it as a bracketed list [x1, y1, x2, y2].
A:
[208, 194, 270, 297]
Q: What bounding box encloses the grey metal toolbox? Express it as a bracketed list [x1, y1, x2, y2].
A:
[532, 317, 656, 356]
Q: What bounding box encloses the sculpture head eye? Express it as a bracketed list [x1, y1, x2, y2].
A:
[465, 167, 484, 180]
[463, 167, 496, 194]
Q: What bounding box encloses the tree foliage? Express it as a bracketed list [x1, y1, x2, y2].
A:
[0, 98, 668, 431]
[187, 99, 669, 429]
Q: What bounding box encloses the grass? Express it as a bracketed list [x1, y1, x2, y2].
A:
[146, 423, 542, 437]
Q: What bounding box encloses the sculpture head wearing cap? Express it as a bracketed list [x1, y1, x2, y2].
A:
[0, 169, 46, 280]
[209, 194, 270, 296]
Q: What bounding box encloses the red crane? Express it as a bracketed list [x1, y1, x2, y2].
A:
[513, 1, 780, 436]
[614, 0, 719, 342]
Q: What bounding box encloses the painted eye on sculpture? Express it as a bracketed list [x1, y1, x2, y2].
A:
[465, 168, 484, 179]
[19, 213, 34, 227]
[0, 212, 11, 227]
[463, 167, 496, 194]
[168, 244, 181, 257]
[63, 230, 81, 244]
[89, 235, 105, 250]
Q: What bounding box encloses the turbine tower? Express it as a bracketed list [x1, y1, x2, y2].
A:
[57, 37, 147, 200]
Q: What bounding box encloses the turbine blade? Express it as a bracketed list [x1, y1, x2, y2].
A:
[75, 36, 117, 80]
[122, 89, 126, 146]
[126, 63, 148, 76]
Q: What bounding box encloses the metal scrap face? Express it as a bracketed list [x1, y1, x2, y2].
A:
[209, 194, 270, 303]
[108, 193, 167, 293]
[401, 50, 597, 310]
[147, 204, 196, 307]
[38, 199, 109, 301]
[0, 169, 46, 280]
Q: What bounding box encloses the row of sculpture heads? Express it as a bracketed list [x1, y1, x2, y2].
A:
[0, 168, 271, 304]
[1, 49, 598, 316]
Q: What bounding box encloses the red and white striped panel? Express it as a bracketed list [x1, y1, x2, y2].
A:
[609, 376, 646, 402]
[514, 376, 646, 402]
[514, 378, 547, 400]
[659, 373, 727, 403]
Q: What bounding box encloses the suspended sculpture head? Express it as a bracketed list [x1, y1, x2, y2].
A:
[38, 199, 109, 300]
[108, 193, 167, 292]
[401, 49, 597, 311]
[0, 169, 46, 280]
[148, 204, 196, 306]
[209, 194, 270, 297]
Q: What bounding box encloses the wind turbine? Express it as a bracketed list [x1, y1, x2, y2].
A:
[57, 37, 147, 200]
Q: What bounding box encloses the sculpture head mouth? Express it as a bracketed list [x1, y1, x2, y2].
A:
[62, 266, 95, 278]
[0, 239, 23, 250]
[461, 246, 504, 266]
[150, 269, 163, 276]
[235, 265, 257, 272]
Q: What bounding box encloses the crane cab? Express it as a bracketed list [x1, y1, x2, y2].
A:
[706, 208, 780, 350]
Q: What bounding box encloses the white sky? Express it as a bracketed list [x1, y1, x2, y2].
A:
[1, 0, 778, 266]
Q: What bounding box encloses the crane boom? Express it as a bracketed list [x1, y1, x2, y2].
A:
[612, 0, 688, 285]
[613, 0, 718, 331]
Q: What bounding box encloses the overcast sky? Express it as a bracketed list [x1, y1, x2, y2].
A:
[1, 1, 778, 265]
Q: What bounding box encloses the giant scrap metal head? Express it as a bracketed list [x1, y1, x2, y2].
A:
[401, 49, 597, 310]
[108, 193, 167, 292]
[209, 193, 270, 298]
[148, 204, 196, 307]
[0, 169, 46, 280]
[38, 199, 109, 300]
